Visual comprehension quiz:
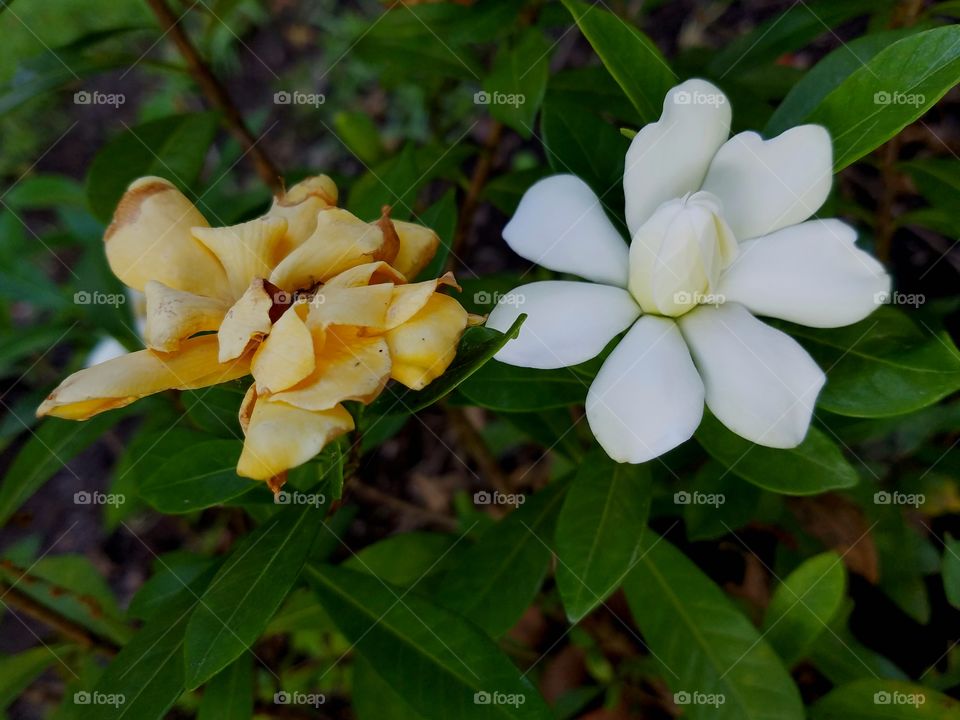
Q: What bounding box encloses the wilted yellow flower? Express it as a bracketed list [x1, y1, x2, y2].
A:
[38, 175, 468, 486]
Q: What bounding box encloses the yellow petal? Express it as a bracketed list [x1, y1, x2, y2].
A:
[384, 272, 459, 330]
[104, 177, 231, 299]
[36, 335, 250, 421]
[237, 395, 354, 480]
[271, 327, 391, 411]
[269, 208, 393, 291]
[143, 280, 230, 352]
[192, 217, 288, 298]
[385, 294, 467, 390]
[307, 284, 395, 330]
[324, 261, 407, 289]
[391, 220, 440, 280]
[267, 175, 338, 254]
[218, 279, 275, 362]
[251, 304, 315, 393]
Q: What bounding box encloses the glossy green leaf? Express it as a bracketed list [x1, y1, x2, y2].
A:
[86, 112, 219, 222]
[127, 552, 218, 621]
[559, 0, 674, 123]
[307, 565, 552, 720]
[367, 315, 525, 416]
[624, 535, 804, 720]
[805, 26, 960, 169]
[695, 411, 859, 495]
[0, 646, 64, 712]
[415, 189, 458, 281]
[0, 412, 131, 526]
[556, 453, 650, 622]
[809, 679, 960, 719]
[139, 439, 259, 513]
[183, 506, 323, 688]
[682, 461, 764, 542]
[458, 360, 587, 412]
[435, 479, 568, 636]
[482, 28, 550, 136]
[779, 308, 960, 417]
[942, 533, 960, 611]
[347, 143, 421, 221]
[354, 655, 426, 720]
[333, 110, 385, 165]
[763, 552, 846, 665]
[197, 653, 253, 720]
[345, 532, 463, 587]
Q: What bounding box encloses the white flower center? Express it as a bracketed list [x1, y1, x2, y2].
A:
[627, 190, 738, 317]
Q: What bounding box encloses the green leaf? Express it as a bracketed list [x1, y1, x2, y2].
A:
[458, 360, 587, 411]
[624, 535, 803, 720]
[353, 655, 426, 720]
[805, 26, 960, 169]
[559, 0, 674, 123]
[763, 552, 846, 665]
[482, 167, 551, 215]
[0, 646, 64, 712]
[367, 315, 525, 416]
[809, 679, 960, 719]
[541, 95, 629, 201]
[86, 112, 219, 222]
[765, 29, 918, 137]
[556, 453, 651, 622]
[333, 110, 385, 165]
[345, 532, 463, 587]
[128, 552, 218, 621]
[710, 0, 885, 78]
[778, 308, 960, 417]
[435, 479, 568, 636]
[901, 158, 960, 220]
[942, 533, 960, 611]
[682, 461, 764, 542]
[197, 653, 253, 720]
[482, 28, 550, 136]
[0, 412, 131, 526]
[307, 565, 552, 720]
[139, 439, 259, 513]
[5, 173, 88, 210]
[183, 506, 323, 688]
[347, 143, 422, 221]
[79, 572, 215, 720]
[415, 189, 458, 281]
[695, 411, 859, 495]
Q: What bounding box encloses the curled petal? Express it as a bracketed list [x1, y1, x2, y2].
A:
[308, 284, 395, 329]
[37, 336, 250, 421]
[104, 177, 230, 299]
[218, 279, 275, 362]
[624, 79, 732, 235]
[266, 175, 338, 253]
[391, 220, 440, 280]
[678, 302, 825, 448]
[192, 217, 288, 298]
[717, 219, 890, 328]
[324, 262, 407, 288]
[237, 394, 354, 480]
[270, 327, 391, 411]
[252, 304, 315, 393]
[385, 294, 467, 389]
[488, 281, 639, 369]
[143, 280, 229, 352]
[586, 316, 704, 463]
[702, 125, 833, 240]
[385, 273, 459, 330]
[269, 208, 394, 291]
[503, 175, 629, 286]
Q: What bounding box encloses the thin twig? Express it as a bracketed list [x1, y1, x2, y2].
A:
[144, 0, 282, 191]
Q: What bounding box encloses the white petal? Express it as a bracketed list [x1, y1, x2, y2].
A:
[718, 219, 890, 328]
[702, 125, 833, 240]
[678, 302, 825, 448]
[624, 79, 731, 235]
[503, 175, 629, 286]
[586, 316, 704, 463]
[488, 281, 640, 369]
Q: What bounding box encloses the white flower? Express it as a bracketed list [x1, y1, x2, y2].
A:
[487, 79, 890, 464]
